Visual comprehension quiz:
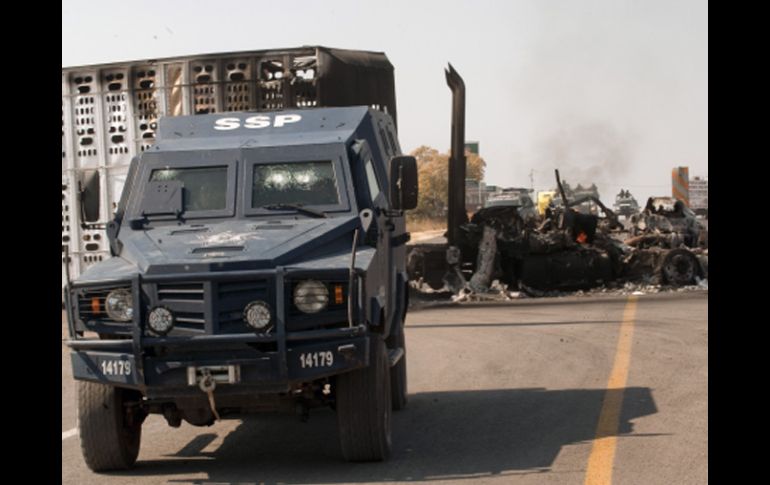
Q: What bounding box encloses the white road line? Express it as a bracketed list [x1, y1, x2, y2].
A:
[62, 428, 78, 440]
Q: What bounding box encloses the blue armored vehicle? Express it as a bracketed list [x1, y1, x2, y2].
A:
[63, 48, 418, 469]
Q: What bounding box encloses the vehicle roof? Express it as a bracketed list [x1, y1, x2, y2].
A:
[151, 106, 379, 151]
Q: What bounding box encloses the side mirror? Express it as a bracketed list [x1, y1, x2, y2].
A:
[389, 155, 418, 211]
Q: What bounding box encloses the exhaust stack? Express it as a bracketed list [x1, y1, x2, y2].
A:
[445, 63, 466, 246]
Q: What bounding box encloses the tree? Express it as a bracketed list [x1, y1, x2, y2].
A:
[409, 145, 486, 219]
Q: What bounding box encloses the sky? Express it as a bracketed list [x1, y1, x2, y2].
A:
[62, 0, 708, 204]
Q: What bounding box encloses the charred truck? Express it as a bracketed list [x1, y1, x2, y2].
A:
[406, 69, 706, 293]
[63, 47, 418, 469]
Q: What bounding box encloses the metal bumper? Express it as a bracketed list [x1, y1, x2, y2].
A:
[66, 266, 369, 396]
[70, 331, 369, 395]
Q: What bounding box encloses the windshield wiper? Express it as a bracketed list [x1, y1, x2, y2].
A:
[259, 204, 327, 218]
[129, 210, 185, 229]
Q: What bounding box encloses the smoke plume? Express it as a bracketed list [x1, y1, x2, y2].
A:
[533, 120, 633, 195]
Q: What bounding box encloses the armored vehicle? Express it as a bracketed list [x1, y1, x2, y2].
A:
[570, 183, 601, 215]
[484, 189, 538, 223]
[613, 189, 640, 218]
[63, 48, 417, 470]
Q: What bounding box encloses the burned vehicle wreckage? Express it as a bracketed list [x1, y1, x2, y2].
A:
[407, 72, 707, 296]
[408, 175, 708, 296]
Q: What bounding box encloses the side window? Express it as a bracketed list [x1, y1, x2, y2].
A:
[364, 158, 381, 204]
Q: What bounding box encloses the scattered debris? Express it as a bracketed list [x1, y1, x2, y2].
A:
[452, 280, 529, 303]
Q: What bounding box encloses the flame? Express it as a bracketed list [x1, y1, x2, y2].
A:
[577, 231, 588, 244]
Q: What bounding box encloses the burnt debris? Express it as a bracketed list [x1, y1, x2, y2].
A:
[407, 170, 708, 299]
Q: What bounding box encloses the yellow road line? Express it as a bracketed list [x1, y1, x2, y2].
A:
[584, 296, 638, 485]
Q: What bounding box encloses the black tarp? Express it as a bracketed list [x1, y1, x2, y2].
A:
[316, 47, 397, 127]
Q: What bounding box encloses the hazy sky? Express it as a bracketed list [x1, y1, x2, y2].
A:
[62, 0, 707, 203]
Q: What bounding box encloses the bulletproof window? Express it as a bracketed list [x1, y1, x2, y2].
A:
[251, 161, 339, 207]
[150, 166, 228, 212]
[364, 158, 381, 202]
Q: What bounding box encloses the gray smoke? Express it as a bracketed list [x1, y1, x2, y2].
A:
[533, 120, 633, 195]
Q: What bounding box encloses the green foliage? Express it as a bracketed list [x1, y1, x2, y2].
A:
[409, 145, 486, 219]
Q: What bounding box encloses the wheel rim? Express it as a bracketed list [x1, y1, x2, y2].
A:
[663, 253, 695, 285]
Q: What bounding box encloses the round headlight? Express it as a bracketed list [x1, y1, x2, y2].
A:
[105, 289, 133, 322]
[293, 280, 329, 314]
[243, 301, 272, 331]
[148, 306, 175, 335]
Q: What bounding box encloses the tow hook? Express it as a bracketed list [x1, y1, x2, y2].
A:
[197, 368, 221, 421]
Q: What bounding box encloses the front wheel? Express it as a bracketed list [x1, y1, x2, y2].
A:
[336, 339, 392, 461]
[78, 381, 143, 471]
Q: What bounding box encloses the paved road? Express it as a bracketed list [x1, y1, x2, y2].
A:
[62, 291, 707, 484]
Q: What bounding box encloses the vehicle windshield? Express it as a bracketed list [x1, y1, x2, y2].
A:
[149, 166, 228, 212]
[251, 161, 339, 208]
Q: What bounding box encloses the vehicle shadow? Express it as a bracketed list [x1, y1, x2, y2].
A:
[113, 386, 657, 484]
[408, 320, 617, 329]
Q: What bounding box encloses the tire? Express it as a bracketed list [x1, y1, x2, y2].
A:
[661, 249, 699, 286]
[336, 339, 392, 461]
[78, 381, 143, 471]
[387, 317, 408, 411]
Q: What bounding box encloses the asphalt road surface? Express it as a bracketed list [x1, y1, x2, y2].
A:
[62, 291, 707, 484]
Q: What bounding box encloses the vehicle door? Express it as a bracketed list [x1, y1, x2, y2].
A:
[352, 140, 394, 332]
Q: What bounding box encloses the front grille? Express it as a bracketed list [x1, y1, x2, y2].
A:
[150, 279, 273, 335]
[156, 282, 206, 332]
[157, 283, 204, 301]
[80, 276, 353, 338]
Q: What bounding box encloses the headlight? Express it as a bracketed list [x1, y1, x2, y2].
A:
[105, 289, 133, 322]
[293, 280, 329, 313]
[243, 301, 272, 331]
[148, 306, 175, 335]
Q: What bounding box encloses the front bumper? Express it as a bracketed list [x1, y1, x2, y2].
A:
[66, 267, 369, 397]
[70, 332, 369, 397]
